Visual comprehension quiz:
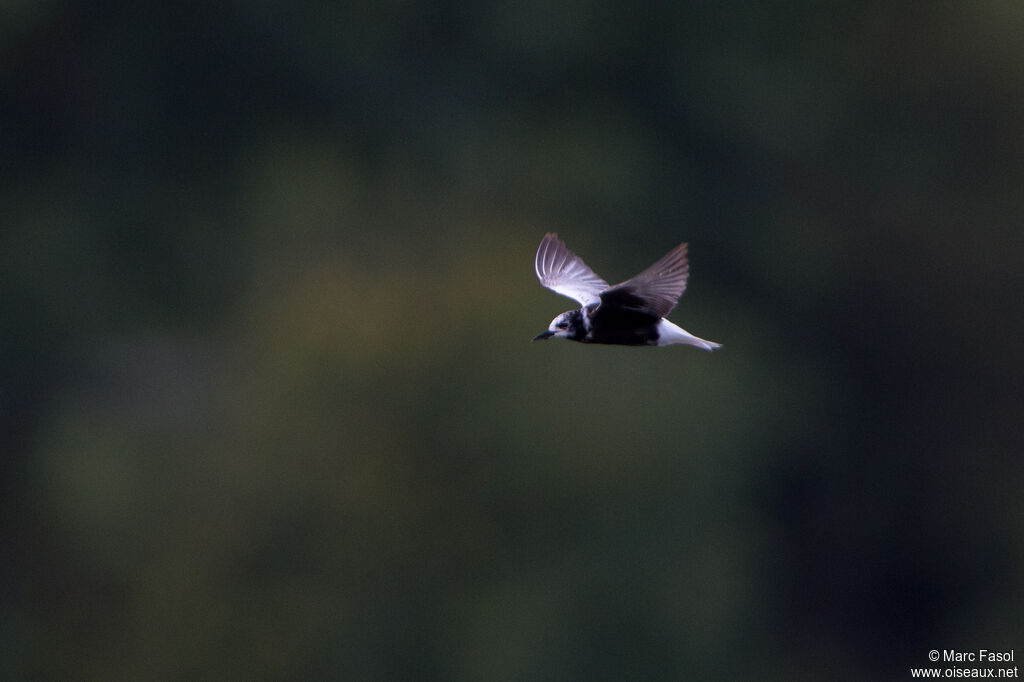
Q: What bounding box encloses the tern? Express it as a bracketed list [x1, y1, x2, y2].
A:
[532, 233, 721, 350]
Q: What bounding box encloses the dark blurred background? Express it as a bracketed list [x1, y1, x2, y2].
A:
[3, 1, 1023, 679]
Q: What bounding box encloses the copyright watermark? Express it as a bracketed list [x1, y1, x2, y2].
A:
[911, 649, 1018, 678]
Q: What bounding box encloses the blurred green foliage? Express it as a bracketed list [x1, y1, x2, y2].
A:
[3, 1, 1023, 679]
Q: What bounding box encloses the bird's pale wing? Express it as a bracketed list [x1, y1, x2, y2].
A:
[599, 242, 689, 318]
[534, 233, 609, 306]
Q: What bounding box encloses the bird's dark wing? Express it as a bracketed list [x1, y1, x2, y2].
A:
[599, 242, 689, 318]
[534, 233, 609, 306]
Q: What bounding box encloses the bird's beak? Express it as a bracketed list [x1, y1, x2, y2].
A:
[532, 330, 555, 341]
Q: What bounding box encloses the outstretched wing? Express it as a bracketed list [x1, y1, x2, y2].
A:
[534, 233, 609, 306]
[599, 242, 689, 318]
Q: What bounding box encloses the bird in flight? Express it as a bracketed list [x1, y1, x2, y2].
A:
[533, 233, 721, 350]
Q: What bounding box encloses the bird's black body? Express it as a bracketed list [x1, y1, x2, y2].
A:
[540, 297, 663, 345]
[584, 302, 660, 345]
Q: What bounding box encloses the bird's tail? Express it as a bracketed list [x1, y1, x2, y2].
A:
[656, 319, 721, 351]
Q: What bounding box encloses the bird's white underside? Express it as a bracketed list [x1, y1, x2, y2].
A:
[655, 319, 721, 350]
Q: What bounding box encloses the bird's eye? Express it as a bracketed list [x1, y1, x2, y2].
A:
[557, 321, 568, 328]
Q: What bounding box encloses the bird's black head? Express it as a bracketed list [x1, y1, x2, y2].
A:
[533, 310, 583, 341]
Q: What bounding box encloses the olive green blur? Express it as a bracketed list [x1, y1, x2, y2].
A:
[4, 2, 1023, 680]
